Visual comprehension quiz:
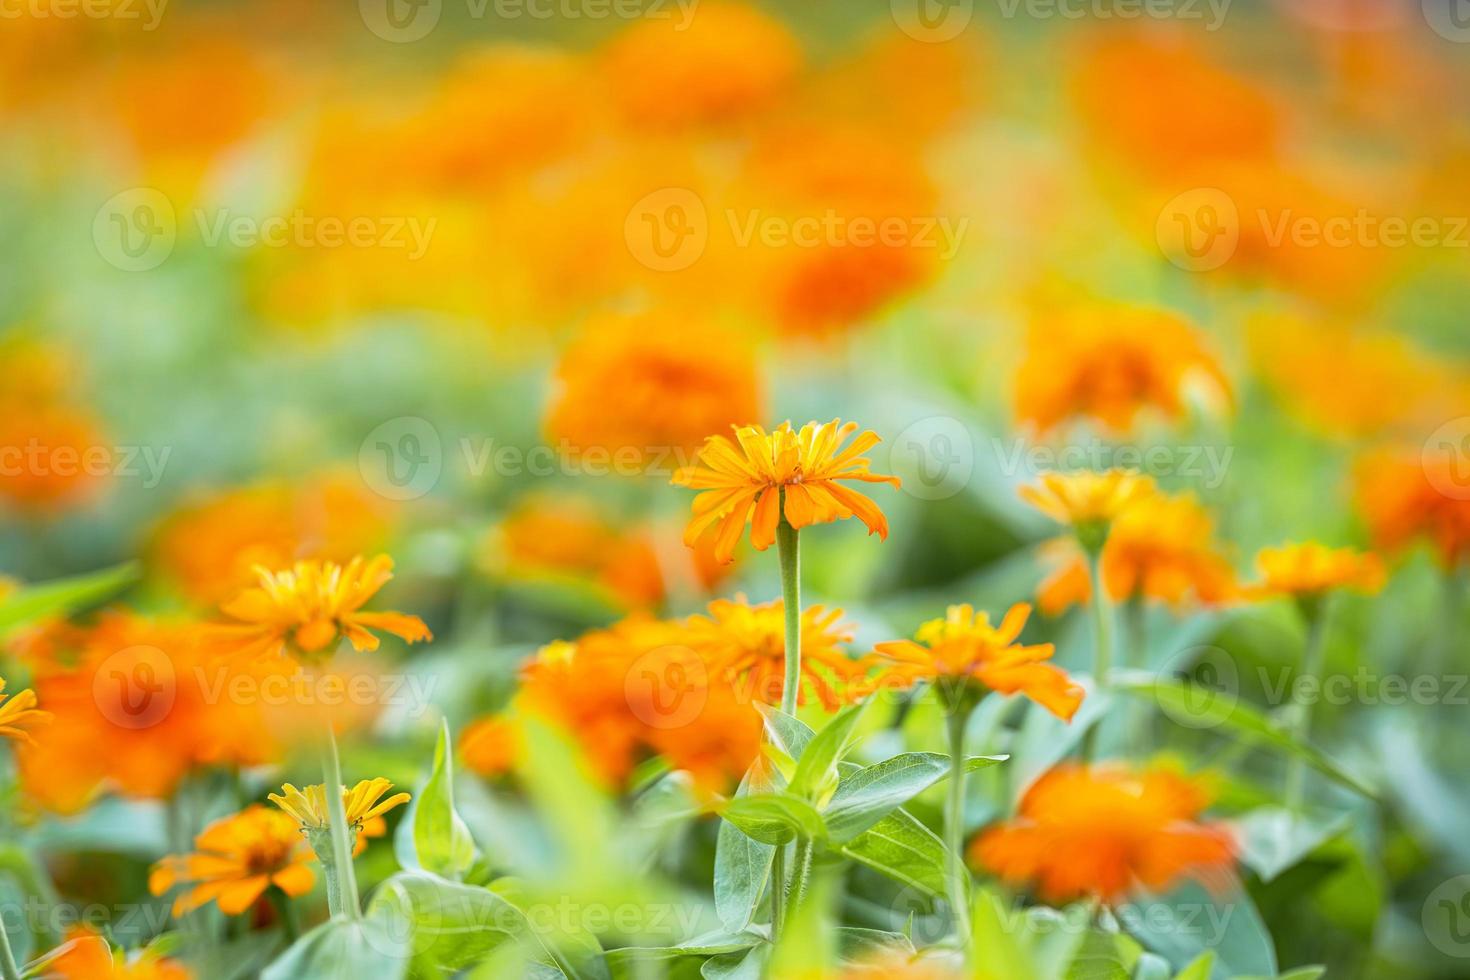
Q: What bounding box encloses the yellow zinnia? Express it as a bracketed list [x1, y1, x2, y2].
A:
[0, 676, 49, 746]
[269, 777, 411, 835]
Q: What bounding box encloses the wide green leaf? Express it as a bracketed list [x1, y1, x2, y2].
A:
[0, 562, 138, 638]
[825, 752, 1007, 843]
[1124, 880, 1275, 980]
[838, 807, 948, 897]
[721, 794, 826, 846]
[262, 907, 410, 980]
[754, 704, 814, 761]
[369, 871, 527, 975]
[714, 765, 775, 930]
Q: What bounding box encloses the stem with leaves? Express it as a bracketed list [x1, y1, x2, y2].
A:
[320, 726, 362, 921]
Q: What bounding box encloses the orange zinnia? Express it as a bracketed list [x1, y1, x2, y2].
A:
[0, 675, 48, 745]
[684, 596, 860, 710]
[461, 713, 520, 778]
[973, 763, 1235, 904]
[210, 555, 432, 664]
[149, 805, 315, 916]
[673, 419, 902, 563]
[864, 603, 1083, 721]
[1019, 470, 1158, 555]
[40, 926, 193, 980]
[1355, 446, 1470, 570]
[1247, 543, 1385, 600]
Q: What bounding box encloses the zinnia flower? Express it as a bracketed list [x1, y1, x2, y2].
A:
[38, 926, 193, 980]
[1019, 469, 1157, 553]
[149, 805, 315, 916]
[210, 555, 431, 664]
[0, 676, 48, 745]
[972, 763, 1235, 904]
[863, 603, 1083, 721]
[1355, 446, 1470, 569]
[1247, 542, 1385, 600]
[269, 777, 411, 839]
[684, 596, 860, 710]
[673, 419, 902, 563]
[461, 713, 520, 778]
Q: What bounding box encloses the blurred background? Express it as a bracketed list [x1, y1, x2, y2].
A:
[2, 0, 1470, 976]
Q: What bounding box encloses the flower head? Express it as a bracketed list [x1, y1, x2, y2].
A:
[1019, 469, 1157, 553]
[149, 805, 315, 916]
[673, 419, 902, 563]
[269, 777, 411, 838]
[211, 555, 431, 664]
[972, 762, 1235, 904]
[39, 925, 193, 980]
[1356, 446, 1470, 569]
[864, 603, 1083, 721]
[684, 596, 860, 710]
[1248, 542, 1385, 600]
[0, 676, 49, 745]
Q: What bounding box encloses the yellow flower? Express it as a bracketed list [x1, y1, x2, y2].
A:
[210, 555, 431, 664]
[149, 805, 315, 916]
[1019, 470, 1157, 552]
[1248, 542, 1385, 600]
[269, 777, 411, 835]
[672, 419, 902, 563]
[0, 676, 49, 745]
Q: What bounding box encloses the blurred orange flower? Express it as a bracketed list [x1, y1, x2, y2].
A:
[973, 762, 1235, 904]
[149, 805, 315, 917]
[0, 676, 48, 745]
[546, 311, 763, 471]
[1248, 542, 1385, 600]
[1015, 306, 1230, 435]
[42, 926, 192, 980]
[865, 603, 1082, 721]
[1037, 491, 1236, 615]
[1019, 469, 1158, 537]
[684, 596, 859, 710]
[673, 419, 902, 563]
[209, 555, 431, 665]
[461, 713, 520, 779]
[1355, 447, 1470, 570]
[0, 404, 111, 511]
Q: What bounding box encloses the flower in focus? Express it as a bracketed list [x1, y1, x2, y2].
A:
[269, 777, 411, 839]
[210, 555, 432, 664]
[673, 419, 902, 563]
[1037, 491, 1236, 615]
[1247, 542, 1385, 600]
[149, 805, 314, 916]
[39, 926, 193, 980]
[545, 311, 762, 471]
[1014, 306, 1230, 435]
[972, 762, 1235, 904]
[864, 603, 1083, 721]
[1355, 447, 1470, 569]
[0, 676, 48, 745]
[1019, 469, 1157, 553]
[684, 596, 859, 709]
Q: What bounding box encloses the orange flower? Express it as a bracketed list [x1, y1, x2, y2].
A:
[149, 805, 315, 916]
[1019, 470, 1158, 551]
[972, 762, 1235, 904]
[1037, 491, 1236, 615]
[0, 403, 111, 511]
[0, 676, 48, 745]
[41, 926, 193, 980]
[461, 714, 520, 778]
[673, 419, 902, 563]
[545, 311, 762, 471]
[1248, 543, 1385, 600]
[600, 1, 801, 130]
[684, 596, 860, 710]
[1015, 306, 1230, 435]
[18, 613, 277, 814]
[1355, 447, 1470, 569]
[865, 604, 1083, 721]
[210, 555, 431, 664]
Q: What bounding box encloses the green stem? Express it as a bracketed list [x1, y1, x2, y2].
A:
[1088, 550, 1113, 686]
[945, 706, 972, 957]
[776, 514, 801, 716]
[770, 844, 787, 942]
[1285, 602, 1329, 812]
[0, 920, 21, 980]
[786, 839, 814, 926]
[321, 727, 362, 921]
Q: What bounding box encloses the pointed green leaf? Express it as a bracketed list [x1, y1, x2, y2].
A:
[824, 752, 1007, 843]
[401, 719, 477, 880]
[790, 702, 868, 799]
[838, 807, 947, 897]
[721, 794, 826, 846]
[0, 562, 137, 638]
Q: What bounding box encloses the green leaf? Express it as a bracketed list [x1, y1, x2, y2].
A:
[1233, 807, 1350, 883]
[399, 720, 478, 881]
[0, 844, 61, 960]
[1111, 671, 1377, 799]
[1065, 930, 1130, 980]
[369, 871, 527, 975]
[1122, 880, 1275, 980]
[789, 702, 867, 799]
[0, 562, 137, 638]
[721, 794, 826, 846]
[714, 765, 775, 931]
[701, 944, 769, 979]
[1173, 952, 1215, 980]
[604, 931, 762, 969]
[754, 704, 814, 761]
[838, 807, 948, 897]
[834, 927, 914, 964]
[262, 907, 410, 980]
[824, 752, 1007, 843]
